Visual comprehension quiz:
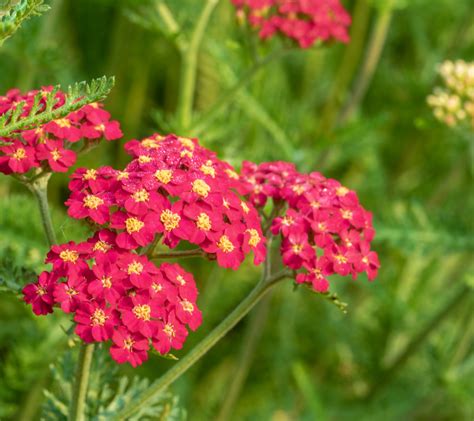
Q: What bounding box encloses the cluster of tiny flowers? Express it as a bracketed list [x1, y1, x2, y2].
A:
[22, 133, 267, 366]
[22, 236, 202, 367]
[427, 60, 474, 129]
[65, 133, 266, 270]
[0, 86, 122, 175]
[231, 0, 351, 48]
[240, 161, 379, 292]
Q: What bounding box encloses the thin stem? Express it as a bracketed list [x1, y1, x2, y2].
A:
[111, 269, 291, 420]
[191, 48, 293, 135]
[151, 248, 205, 259]
[155, 0, 180, 36]
[337, 1, 394, 125]
[177, 0, 220, 129]
[318, 0, 371, 135]
[69, 343, 94, 421]
[27, 174, 57, 247]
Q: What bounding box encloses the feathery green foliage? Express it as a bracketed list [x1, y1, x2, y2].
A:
[0, 76, 115, 138]
[0, 0, 49, 46]
[43, 347, 186, 420]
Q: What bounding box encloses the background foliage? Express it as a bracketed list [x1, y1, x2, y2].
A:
[0, 0, 473, 419]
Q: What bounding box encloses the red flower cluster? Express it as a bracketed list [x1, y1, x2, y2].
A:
[22, 133, 268, 366]
[231, 0, 351, 48]
[66, 133, 266, 270]
[22, 236, 202, 367]
[240, 161, 379, 292]
[0, 87, 122, 175]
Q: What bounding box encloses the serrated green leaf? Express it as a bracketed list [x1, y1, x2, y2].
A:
[0, 76, 115, 138]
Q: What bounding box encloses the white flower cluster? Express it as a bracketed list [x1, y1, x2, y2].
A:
[427, 60, 474, 129]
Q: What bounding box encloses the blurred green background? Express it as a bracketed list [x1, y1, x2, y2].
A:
[1, 0, 473, 419]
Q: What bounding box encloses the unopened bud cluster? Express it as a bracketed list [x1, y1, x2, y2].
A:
[427, 60, 474, 129]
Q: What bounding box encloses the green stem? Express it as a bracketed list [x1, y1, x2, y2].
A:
[177, 0, 220, 130]
[151, 249, 205, 259]
[337, 1, 394, 125]
[69, 343, 94, 421]
[155, 0, 180, 36]
[28, 174, 57, 247]
[318, 0, 371, 135]
[191, 48, 293, 136]
[112, 269, 291, 420]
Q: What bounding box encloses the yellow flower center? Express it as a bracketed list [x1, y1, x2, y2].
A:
[36, 286, 47, 296]
[142, 137, 160, 149]
[94, 124, 105, 132]
[101, 276, 112, 288]
[132, 189, 149, 203]
[196, 213, 211, 231]
[51, 148, 62, 161]
[178, 136, 195, 149]
[83, 169, 97, 180]
[336, 186, 349, 197]
[83, 194, 104, 209]
[93, 240, 111, 253]
[66, 287, 78, 297]
[180, 300, 194, 313]
[200, 163, 216, 177]
[125, 217, 144, 234]
[311, 268, 324, 279]
[292, 185, 305, 195]
[59, 249, 79, 263]
[246, 229, 261, 247]
[117, 170, 129, 180]
[127, 261, 144, 275]
[163, 323, 175, 337]
[12, 147, 26, 160]
[180, 150, 193, 158]
[192, 179, 211, 197]
[217, 235, 235, 253]
[225, 168, 239, 180]
[55, 118, 71, 128]
[123, 337, 134, 350]
[138, 155, 152, 164]
[176, 275, 186, 286]
[132, 304, 151, 321]
[335, 254, 347, 264]
[341, 209, 353, 220]
[282, 216, 294, 226]
[292, 244, 303, 254]
[90, 308, 107, 326]
[362, 256, 369, 265]
[155, 169, 173, 184]
[160, 209, 180, 231]
[151, 282, 162, 292]
[310, 201, 320, 209]
[241, 201, 250, 214]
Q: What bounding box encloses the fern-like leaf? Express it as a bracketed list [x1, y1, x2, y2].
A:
[375, 203, 474, 253]
[43, 346, 186, 421]
[0, 76, 115, 138]
[0, 0, 50, 46]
